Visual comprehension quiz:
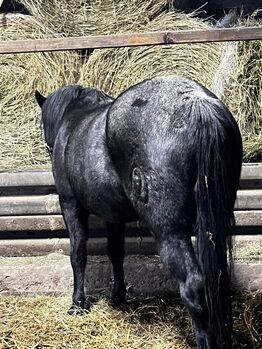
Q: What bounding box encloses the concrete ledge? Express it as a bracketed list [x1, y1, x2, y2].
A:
[0, 254, 261, 296]
[0, 237, 261, 296]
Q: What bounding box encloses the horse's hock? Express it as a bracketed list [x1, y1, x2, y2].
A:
[0, 163, 261, 296]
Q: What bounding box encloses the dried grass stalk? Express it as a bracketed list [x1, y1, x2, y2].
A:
[0, 296, 190, 349]
[233, 292, 262, 348]
[0, 293, 260, 348]
[243, 293, 262, 344]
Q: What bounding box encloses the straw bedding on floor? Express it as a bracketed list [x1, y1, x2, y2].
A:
[0, 293, 261, 348]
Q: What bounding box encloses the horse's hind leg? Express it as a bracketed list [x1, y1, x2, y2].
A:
[106, 222, 126, 307]
[60, 200, 89, 314]
[159, 233, 213, 349]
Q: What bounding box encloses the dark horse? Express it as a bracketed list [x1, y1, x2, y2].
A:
[36, 76, 242, 349]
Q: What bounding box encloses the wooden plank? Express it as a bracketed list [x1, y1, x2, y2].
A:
[0, 215, 65, 232]
[0, 170, 53, 187]
[0, 27, 262, 55]
[241, 163, 262, 179]
[0, 170, 55, 195]
[1, 235, 261, 257]
[240, 163, 262, 189]
[0, 214, 147, 237]
[0, 195, 61, 215]
[0, 237, 157, 257]
[0, 164, 261, 195]
[235, 190, 262, 210]
[234, 211, 262, 227]
[0, 190, 261, 216]
[0, 211, 261, 235]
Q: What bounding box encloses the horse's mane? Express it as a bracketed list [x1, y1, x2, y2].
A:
[42, 85, 113, 148]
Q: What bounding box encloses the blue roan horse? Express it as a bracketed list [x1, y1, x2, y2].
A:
[36, 76, 242, 349]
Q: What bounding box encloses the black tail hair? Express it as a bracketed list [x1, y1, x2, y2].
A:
[192, 95, 242, 348]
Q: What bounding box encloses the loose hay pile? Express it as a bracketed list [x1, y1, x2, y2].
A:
[224, 16, 262, 162]
[0, 293, 261, 348]
[0, 1, 261, 169]
[79, 12, 222, 97]
[18, 0, 168, 36]
[0, 16, 81, 169]
[0, 2, 225, 170]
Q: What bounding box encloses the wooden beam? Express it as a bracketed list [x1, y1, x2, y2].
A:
[240, 163, 262, 189]
[0, 170, 55, 195]
[0, 190, 261, 216]
[0, 170, 53, 187]
[0, 195, 61, 215]
[0, 27, 262, 55]
[0, 164, 261, 195]
[0, 211, 261, 235]
[1, 235, 261, 257]
[235, 190, 262, 210]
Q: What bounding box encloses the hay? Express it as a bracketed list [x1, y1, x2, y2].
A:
[0, 3, 226, 170]
[0, 293, 261, 348]
[0, 296, 191, 349]
[233, 293, 262, 347]
[18, 0, 169, 36]
[223, 16, 262, 161]
[79, 11, 223, 97]
[1, 2, 261, 168]
[0, 16, 81, 170]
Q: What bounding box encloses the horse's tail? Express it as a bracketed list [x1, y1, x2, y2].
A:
[192, 95, 242, 348]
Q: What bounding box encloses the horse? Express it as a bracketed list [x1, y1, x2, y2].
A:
[35, 75, 242, 349]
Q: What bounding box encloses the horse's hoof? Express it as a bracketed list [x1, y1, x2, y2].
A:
[67, 303, 85, 315]
[111, 285, 127, 309]
[67, 300, 91, 315]
[110, 296, 128, 309]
